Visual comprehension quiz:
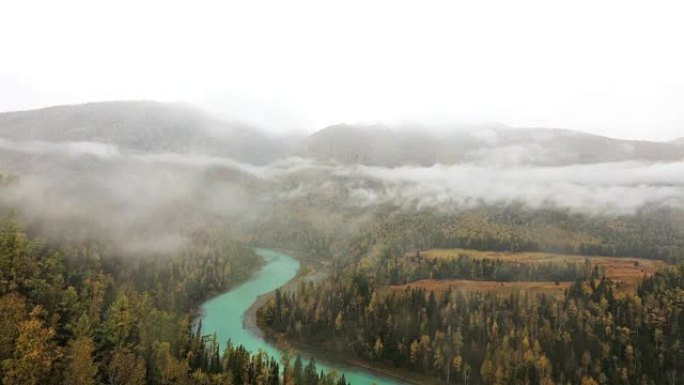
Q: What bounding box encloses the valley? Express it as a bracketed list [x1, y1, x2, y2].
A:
[0, 101, 683, 385]
[3, 2, 684, 382]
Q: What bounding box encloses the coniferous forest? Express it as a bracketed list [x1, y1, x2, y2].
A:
[5, 1, 684, 383]
[0, 99, 683, 385]
[260, 248, 684, 385]
[0, 214, 348, 385]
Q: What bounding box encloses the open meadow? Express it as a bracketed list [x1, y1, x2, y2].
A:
[388, 248, 669, 296]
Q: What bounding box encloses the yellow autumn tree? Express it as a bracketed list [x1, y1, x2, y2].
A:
[2, 306, 60, 385]
[0, 293, 26, 360]
[106, 348, 146, 385]
[153, 341, 190, 385]
[64, 336, 98, 385]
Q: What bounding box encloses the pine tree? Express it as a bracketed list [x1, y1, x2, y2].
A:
[304, 358, 318, 385]
[294, 355, 304, 385]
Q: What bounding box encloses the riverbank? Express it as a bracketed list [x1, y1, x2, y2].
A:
[191, 247, 266, 321]
[202, 248, 408, 385]
[242, 247, 327, 334]
[247, 248, 436, 385]
[257, 320, 438, 385]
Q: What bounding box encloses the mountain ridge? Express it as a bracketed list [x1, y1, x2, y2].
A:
[300, 123, 684, 166]
[0, 100, 284, 164]
[1, 101, 682, 166]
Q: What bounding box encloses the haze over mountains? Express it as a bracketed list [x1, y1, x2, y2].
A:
[1, 101, 682, 167]
[0, 101, 683, 253]
[302, 123, 684, 166]
[0, 101, 284, 164]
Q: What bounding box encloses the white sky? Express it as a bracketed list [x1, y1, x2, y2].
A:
[1, 0, 683, 140]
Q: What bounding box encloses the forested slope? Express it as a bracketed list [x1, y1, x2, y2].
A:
[261, 246, 684, 385]
[344, 205, 684, 263]
[0, 214, 347, 385]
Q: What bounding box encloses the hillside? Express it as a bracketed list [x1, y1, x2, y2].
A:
[2, 102, 681, 167]
[298, 124, 684, 166]
[0, 101, 284, 164]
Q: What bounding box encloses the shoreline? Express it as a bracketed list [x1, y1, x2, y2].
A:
[243, 248, 434, 385]
[242, 247, 315, 334]
[256, 321, 436, 385]
[191, 249, 266, 322]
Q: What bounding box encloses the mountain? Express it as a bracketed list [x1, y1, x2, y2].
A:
[298, 124, 684, 166]
[0, 101, 284, 164]
[1, 101, 682, 167]
[297, 124, 436, 167]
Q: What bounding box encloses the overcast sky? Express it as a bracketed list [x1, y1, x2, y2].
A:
[1, 0, 683, 140]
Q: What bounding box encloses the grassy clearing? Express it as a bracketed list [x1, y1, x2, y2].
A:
[389, 279, 571, 296]
[423, 248, 664, 280]
[391, 248, 669, 296]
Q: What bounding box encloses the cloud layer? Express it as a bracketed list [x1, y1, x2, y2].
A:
[1, 137, 683, 253]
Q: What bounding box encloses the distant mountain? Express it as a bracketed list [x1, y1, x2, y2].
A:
[297, 124, 684, 166]
[1, 101, 682, 167]
[0, 101, 284, 164]
[297, 124, 444, 167]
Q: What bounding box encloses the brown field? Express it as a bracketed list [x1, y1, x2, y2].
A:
[422, 248, 665, 282]
[389, 279, 571, 296]
[389, 248, 670, 296]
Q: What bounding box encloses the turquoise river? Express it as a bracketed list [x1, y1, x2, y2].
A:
[200, 248, 404, 385]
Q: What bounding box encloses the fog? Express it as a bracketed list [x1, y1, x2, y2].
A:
[3, 2, 684, 140]
[337, 161, 684, 213]
[1, 129, 683, 254]
[0, 139, 264, 253]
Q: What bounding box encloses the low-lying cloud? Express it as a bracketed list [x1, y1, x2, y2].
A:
[1, 137, 683, 254]
[336, 161, 684, 213]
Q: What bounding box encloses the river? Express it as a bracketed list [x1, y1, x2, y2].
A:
[199, 248, 404, 385]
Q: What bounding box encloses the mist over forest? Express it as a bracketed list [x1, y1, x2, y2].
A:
[3, 1, 684, 383]
[0, 101, 682, 254]
[1, 100, 684, 385]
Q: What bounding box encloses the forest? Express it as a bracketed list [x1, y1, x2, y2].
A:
[3, 4, 684, 383]
[2, 193, 684, 385]
[1, 118, 684, 385]
[354, 205, 682, 260]
[249, 203, 684, 266]
[0, 213, 348, 385]
[255, 204, 684, 385]
[260, 251, 684, 385]
[370, 250, 596, 285]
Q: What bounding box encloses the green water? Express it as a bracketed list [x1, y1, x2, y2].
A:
[200, 248, 404, 385]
